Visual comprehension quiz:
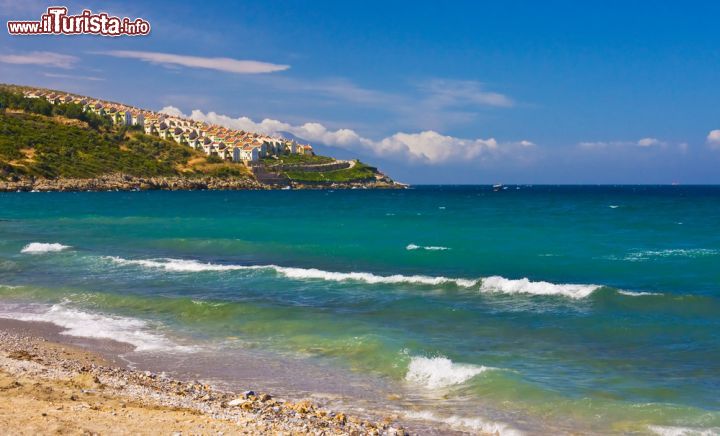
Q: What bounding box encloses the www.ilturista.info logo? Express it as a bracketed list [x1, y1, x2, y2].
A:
[7, 7, 151, 36]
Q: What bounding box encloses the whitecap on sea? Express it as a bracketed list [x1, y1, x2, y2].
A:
[20, 242, 71, 254]
[405, 244, 451, 251]
[106, 256, 603, 298]
[479, 276, 598, 299]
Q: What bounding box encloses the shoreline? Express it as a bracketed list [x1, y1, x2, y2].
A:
[0, 174, 406, 192]
[0, 317, 410, 435]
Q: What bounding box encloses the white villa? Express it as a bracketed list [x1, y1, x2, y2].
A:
[21, 88, 313, 164]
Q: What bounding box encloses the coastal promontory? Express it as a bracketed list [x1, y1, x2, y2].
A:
[0, 85, 402, 192]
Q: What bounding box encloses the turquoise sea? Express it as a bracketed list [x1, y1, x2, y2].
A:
[1, 186, 719, 434]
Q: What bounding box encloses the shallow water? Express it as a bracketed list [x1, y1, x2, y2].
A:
[1, 186, 719, 434]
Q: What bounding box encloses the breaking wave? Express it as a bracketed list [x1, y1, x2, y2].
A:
[105, 256, 479, 287]
[406, 244, 451, 251]
[106, 256, 604, 298]
[405, 355, 493, 389]
[20, 242, 71, 254]
[480, 275, 599, 299]
[106, 256, 248, 272]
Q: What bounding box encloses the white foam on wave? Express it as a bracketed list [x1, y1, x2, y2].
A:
[106, 256, 248, 272]
[272, 265, 478, 287]
[107, 256, 604, 298]
[648, 425, 720, 436]
[405, 356, 492, 389]
[480, 276, 599, 299]
[406, 244, 451, 251]
[617, 290, 663, 297]
[0, 303, 189, 353]
[106, 256, 480, 287]
[20, 242, 70, 254]
[405, 410, 524, 436]
[609, 205, 620, 209]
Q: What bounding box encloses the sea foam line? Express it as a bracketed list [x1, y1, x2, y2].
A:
[105, 256, 602, 298]
[617, 290, 663, 297]
[20, 242, 71, 254]
[648, 425, 720, 436]
[0, 302, 191, 353]
[105, 256, 480, 287]
[618, 248, 719, 262]
[404, 410, 524, 436]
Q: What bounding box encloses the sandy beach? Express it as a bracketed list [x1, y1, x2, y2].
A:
[0, 318, 407, 435]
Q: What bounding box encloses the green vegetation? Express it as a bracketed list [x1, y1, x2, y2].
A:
[0, 86, 258, 181]
[205, 155, 224, 164]
[0, 111, 199, 179]
[0, 110, 257, 181]
[284, 161, 378, 183]
[0, 88, 112, 129]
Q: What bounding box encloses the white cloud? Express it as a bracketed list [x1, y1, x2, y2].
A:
[418, 79, 514, 108]
[374, 131, 498, 162]
[235, 76, 515, 132]
[159, 106, 184, 117]
[637, 137, 661, 147]
[707, 130, 720, 149]
[160, 106, 531, 164]
[96, 50, 289, 74]
[0, 51, 78, 69]
[44, 72, 104, 81]
[579, 138, 665, 148]
[578, 141, 619, 148]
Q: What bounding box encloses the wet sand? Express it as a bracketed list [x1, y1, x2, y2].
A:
[0, 318, 408, 435]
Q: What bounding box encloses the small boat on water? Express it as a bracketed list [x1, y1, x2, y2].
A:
[493, 184, 503, 192]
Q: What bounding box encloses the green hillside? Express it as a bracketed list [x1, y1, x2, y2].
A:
[0, 88, 251, 181]
[0, 87, 396, 187]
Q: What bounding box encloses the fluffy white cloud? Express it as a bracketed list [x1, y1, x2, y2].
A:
[0, 51, 78, 69]
[374, 131, 498, 162]
[160, 106, 531, 164]
[707, 130, 720, 149]
[97, 51, 289, 74]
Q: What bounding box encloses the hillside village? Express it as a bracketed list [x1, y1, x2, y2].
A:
[20, 88, 313, 164]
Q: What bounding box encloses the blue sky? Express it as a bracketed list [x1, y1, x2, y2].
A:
[1, 0, 719, 184]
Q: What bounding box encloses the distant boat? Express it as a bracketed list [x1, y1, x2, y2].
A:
[493, 184, 503, 192]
